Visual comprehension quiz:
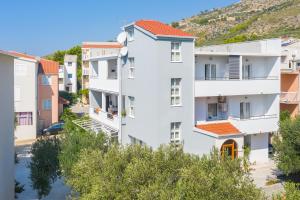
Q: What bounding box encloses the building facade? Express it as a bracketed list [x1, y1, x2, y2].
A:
[280, 39, 300, 117]
[0, 51, 15, 200]
[85, 20, 281, 164]
[61, 55, 77, 93]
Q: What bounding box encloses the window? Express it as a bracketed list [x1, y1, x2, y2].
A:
[242, 64, 251, 80]
[15, 86, 21, 102]
[128, 96, 135, 117]
[68, 62, 72, 66]
[59, 78, 64, 84]
[171, 78, 181, 106]
[297, 62, 300, 67]
[127, 28, 134, 41]
[171, 42, 181, 62]
[129, 135, 145, 145]
[43, 99, 52, 110]
[170, 122, 181, 144]
[42, 75, 51, 85]
[91, 61, 98, 77]
[205, 64, 216, 80]
[240, 102, 250, 119]
[16, 112, 32, 126]
[207, 103, 218, 120]
[68, 74, 72, 78]
[128, 57, 135, 78]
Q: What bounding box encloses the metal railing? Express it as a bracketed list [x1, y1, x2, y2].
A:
[229, 114, 277, 121]
[195, 76, 279, 81]
[280, 92, 299, 103]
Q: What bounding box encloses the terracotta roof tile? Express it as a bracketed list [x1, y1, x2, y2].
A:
[39, 59, 59, 74]
[135, 20, 193, 37]
[196, 122, 240, 135]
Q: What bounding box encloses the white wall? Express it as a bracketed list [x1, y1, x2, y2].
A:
[14, 58, 38, 141]
[0, 54, 15, 200]
[246, 133, 269, 163]
[64, 61, 77, 93]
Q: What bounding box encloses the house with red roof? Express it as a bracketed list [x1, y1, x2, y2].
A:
[7, 51, 60, 141]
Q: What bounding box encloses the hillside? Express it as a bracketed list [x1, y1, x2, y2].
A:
[175, 0, 300, 46]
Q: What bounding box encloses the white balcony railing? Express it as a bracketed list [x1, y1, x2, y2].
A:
[280, 92, 299, 104]
[195, 77, 279, 97]
[229, 114, 278, 134]
[89, 107, 119, 130]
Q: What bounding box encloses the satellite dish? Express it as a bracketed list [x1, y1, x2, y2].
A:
[117, 32, 127, 44]
[120, 47, 128, 57]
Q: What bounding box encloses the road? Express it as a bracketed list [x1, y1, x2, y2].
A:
[15, 143, 70, 200]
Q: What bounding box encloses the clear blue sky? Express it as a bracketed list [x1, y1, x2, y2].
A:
[0, 0, 238, 56]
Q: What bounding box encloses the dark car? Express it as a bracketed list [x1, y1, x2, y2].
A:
[42, 122, 64, 135]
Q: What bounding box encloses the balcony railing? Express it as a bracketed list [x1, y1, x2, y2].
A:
[229, 114, 277, 121]
[280, 92, 299, 103]
[195, 76, 279, 81]
[90, 107, 119, 129]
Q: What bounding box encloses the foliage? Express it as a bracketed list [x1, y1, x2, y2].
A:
[191, 17, 209, 25]
[280, 110, 291, 122]
[60, 108, 77, 121]
[15, 180, 25, 199]
[79, 89, 89, 98]
[228, 16, 259, 35]
[59, 91, 78, 106]
[29, 137, 60, 199]
[273, 182, 300, 200]
[65, 145, 263, 200]
[59, 120, 109, 177]
[273, 116, 300, 176]
[224, 34, 258, 44]
[171, 22, 179, 28]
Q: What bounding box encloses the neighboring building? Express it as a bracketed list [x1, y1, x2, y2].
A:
[280, 38, 300, 117]
[82, 20, 281, 164]
[38, 59, 59, 131]
[0, 51, 16, 200]
[194, 39, 281, 163]
[81, 42, 122, 90]
[58, 64, 66, 91]
[63, 55, 77, 93]
[6, 51, 59, 141]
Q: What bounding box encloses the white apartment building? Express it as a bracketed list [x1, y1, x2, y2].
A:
[81, 42, 122, 91]
[81, 20, 280, 164]
[60, 54, 77, 93]
[0, 51, 15, 200]
[12, 52, 39, 141]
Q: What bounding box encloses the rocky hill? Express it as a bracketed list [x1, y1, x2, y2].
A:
[175, 0, 300, 46]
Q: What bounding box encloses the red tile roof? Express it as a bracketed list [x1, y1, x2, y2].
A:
[135, 20, 193, 37]
[196, 122, 240, 135]
[39, 59, 59, 74]
[82, 44, 123, 49]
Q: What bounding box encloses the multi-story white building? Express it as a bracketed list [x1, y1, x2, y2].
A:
[0, 51, 15, 200]
[81, 20, 281, 163]
[60, 54, 77, 93]
[81, 42, 122, 91]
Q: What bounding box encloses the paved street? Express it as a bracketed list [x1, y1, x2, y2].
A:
[15, 142, 70, 200]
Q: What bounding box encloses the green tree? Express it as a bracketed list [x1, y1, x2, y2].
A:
[280, 110, 291, 122]
[273, 116, 300, 175]
[29, 137, 60, 199]
[65, 145, 263, 200]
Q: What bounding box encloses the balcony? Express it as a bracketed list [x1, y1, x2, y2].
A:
[195, 76, 279, 97]
[89, 107, 119, 130]
[82, 68, 89, 76]
[280, 92, 299, 104]
[229, 114, 278, 134]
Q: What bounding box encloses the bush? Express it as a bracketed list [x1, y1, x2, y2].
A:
[280, 110, 291, 122]
[59, 91, 78, 106]
[171, 22, 179, 28]
[66, 145, 263, 200]
[274, 116, 300, 175]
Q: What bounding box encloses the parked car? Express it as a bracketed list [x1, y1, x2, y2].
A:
[42, 122, 64, 135]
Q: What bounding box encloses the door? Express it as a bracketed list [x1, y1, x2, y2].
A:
[221, 140, 238, 160]
[205, 64, 216, 80]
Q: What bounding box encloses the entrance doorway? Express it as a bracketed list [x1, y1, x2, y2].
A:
[221, 139, 238, 160]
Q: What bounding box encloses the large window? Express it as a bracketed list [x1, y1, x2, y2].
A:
[205, 64, 216, 80]
[42, 75, 51, 85]
[240, 102, 250, 119]
[170, 122, 181, 144]
[16, 112, 33, 126]
[171, 42, 181, 62]
[43, 99, 52, 110]
[171, 78, 181, 106]
[129, 135, 145, 145]
[128, 96, 135, 117]
[128, 57, 135, 78]
[68, 62, 72, 66]
[207, 103, 218, 120]
[68, 74, 73, 78]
